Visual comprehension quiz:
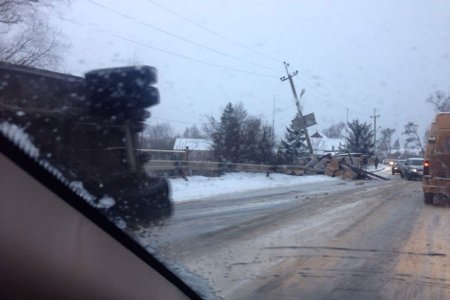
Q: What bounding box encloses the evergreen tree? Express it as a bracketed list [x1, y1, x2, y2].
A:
[344, 119, 374, 155]
[208, 102, 246, 162]
[257, 124, 276, 164]
[240, 117, 261, 163]
[204, 102, 275, 164]
[279, 115, 309, 164]
[241, 120, 275, 164]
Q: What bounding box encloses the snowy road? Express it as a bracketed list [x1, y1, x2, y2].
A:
[139, 171, 450, 300]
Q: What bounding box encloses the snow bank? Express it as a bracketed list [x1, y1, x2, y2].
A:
[168, 172, 340, 202]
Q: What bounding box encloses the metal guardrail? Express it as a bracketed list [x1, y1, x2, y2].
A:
[144, 160, 305, 176]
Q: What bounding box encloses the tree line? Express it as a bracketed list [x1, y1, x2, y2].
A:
[0, 0, 65, 69]
[141, 102, 435, 164]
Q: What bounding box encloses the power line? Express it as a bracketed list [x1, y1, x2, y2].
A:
[51, 14, 279, 78]
[144, 1, 378, 116]
[111, 34, 279, 78]
[146, 0, 282, 63]
[295, 84, 367, 115]
[58, 3, 363, 113]
[88, 3, 374, 115]
[272, 77, 367, 117]
[53, 11, 369, 123]
[87, 0, 282, 73]
[150, 116, 207, 125]
[300, 77, 367, 109]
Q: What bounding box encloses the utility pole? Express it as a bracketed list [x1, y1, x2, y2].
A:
[280, 61, 313, 155]
[272, 95, 276, 133]
[370, 109, 380, 154]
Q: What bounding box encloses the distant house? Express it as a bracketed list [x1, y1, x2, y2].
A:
[310, 131, 344, 155]
[173, 138, 214, 161]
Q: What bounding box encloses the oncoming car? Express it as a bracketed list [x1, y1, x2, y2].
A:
[401, 158, 424, 180]
[391, 159, 405, 175]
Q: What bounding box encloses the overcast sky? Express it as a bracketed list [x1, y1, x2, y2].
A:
[50, 0, 450, 142]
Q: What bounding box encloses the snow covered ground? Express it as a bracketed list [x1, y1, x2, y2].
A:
[168, 166, 390, 203]
[168, 172, 342, 203]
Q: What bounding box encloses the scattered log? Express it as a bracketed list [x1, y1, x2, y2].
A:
[312, 157, 331, 174]
[304, 157, 320, 170]
[324, 168, 335, 177]
[304, 153, 333, 175]
[343, 163, 389, 181]
[324, 158, 340, 177]
[362, 169, 390, 181]
[341, 164, 358, 180]
[321, 156, 390, 181]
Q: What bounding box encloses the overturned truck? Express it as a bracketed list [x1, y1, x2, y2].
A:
[0, 62, 172, 229]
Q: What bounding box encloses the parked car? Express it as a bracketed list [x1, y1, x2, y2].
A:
[423, 113, 450, 204]
[392, 160, 406, 175]
[401, 158, 424, 180]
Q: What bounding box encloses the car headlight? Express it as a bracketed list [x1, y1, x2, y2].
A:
[412, 168, 417, 172]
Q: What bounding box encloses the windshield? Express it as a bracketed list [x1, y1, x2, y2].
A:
[409, 159, 424, 166]
[2, 1, 450, 299]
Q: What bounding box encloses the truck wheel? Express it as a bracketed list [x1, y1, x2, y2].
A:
[424, 193, 434, 204]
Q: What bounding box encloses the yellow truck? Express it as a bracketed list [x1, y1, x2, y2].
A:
[423, 113, 450, 204]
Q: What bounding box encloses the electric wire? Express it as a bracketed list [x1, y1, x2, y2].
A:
[144, 0, 367, 112]
[145, 0, 364, 111]
[51, 9, 371, 127]
[145, 0, 282, 63]
[51, 14, 279, 78]
[57, 4, 366, 116]
[87, 0, 282, 73]
[150, 116, 206, 125]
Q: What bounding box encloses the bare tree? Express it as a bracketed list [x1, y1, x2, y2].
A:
[0, 0, 36, 25]
[393, 138, 400, 151]
[183, 125, 204, 139]
[426, 90, 450, 112]
[323, 121, 346, 139]
[127, 50, 143, 65]
[377, 128, 396, 154]
[0, 0, 65, 69]
[402, 122, 424, 155]
[141, 123, 176, 150]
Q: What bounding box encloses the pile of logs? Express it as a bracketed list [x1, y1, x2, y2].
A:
[303, 154, 388, 181]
